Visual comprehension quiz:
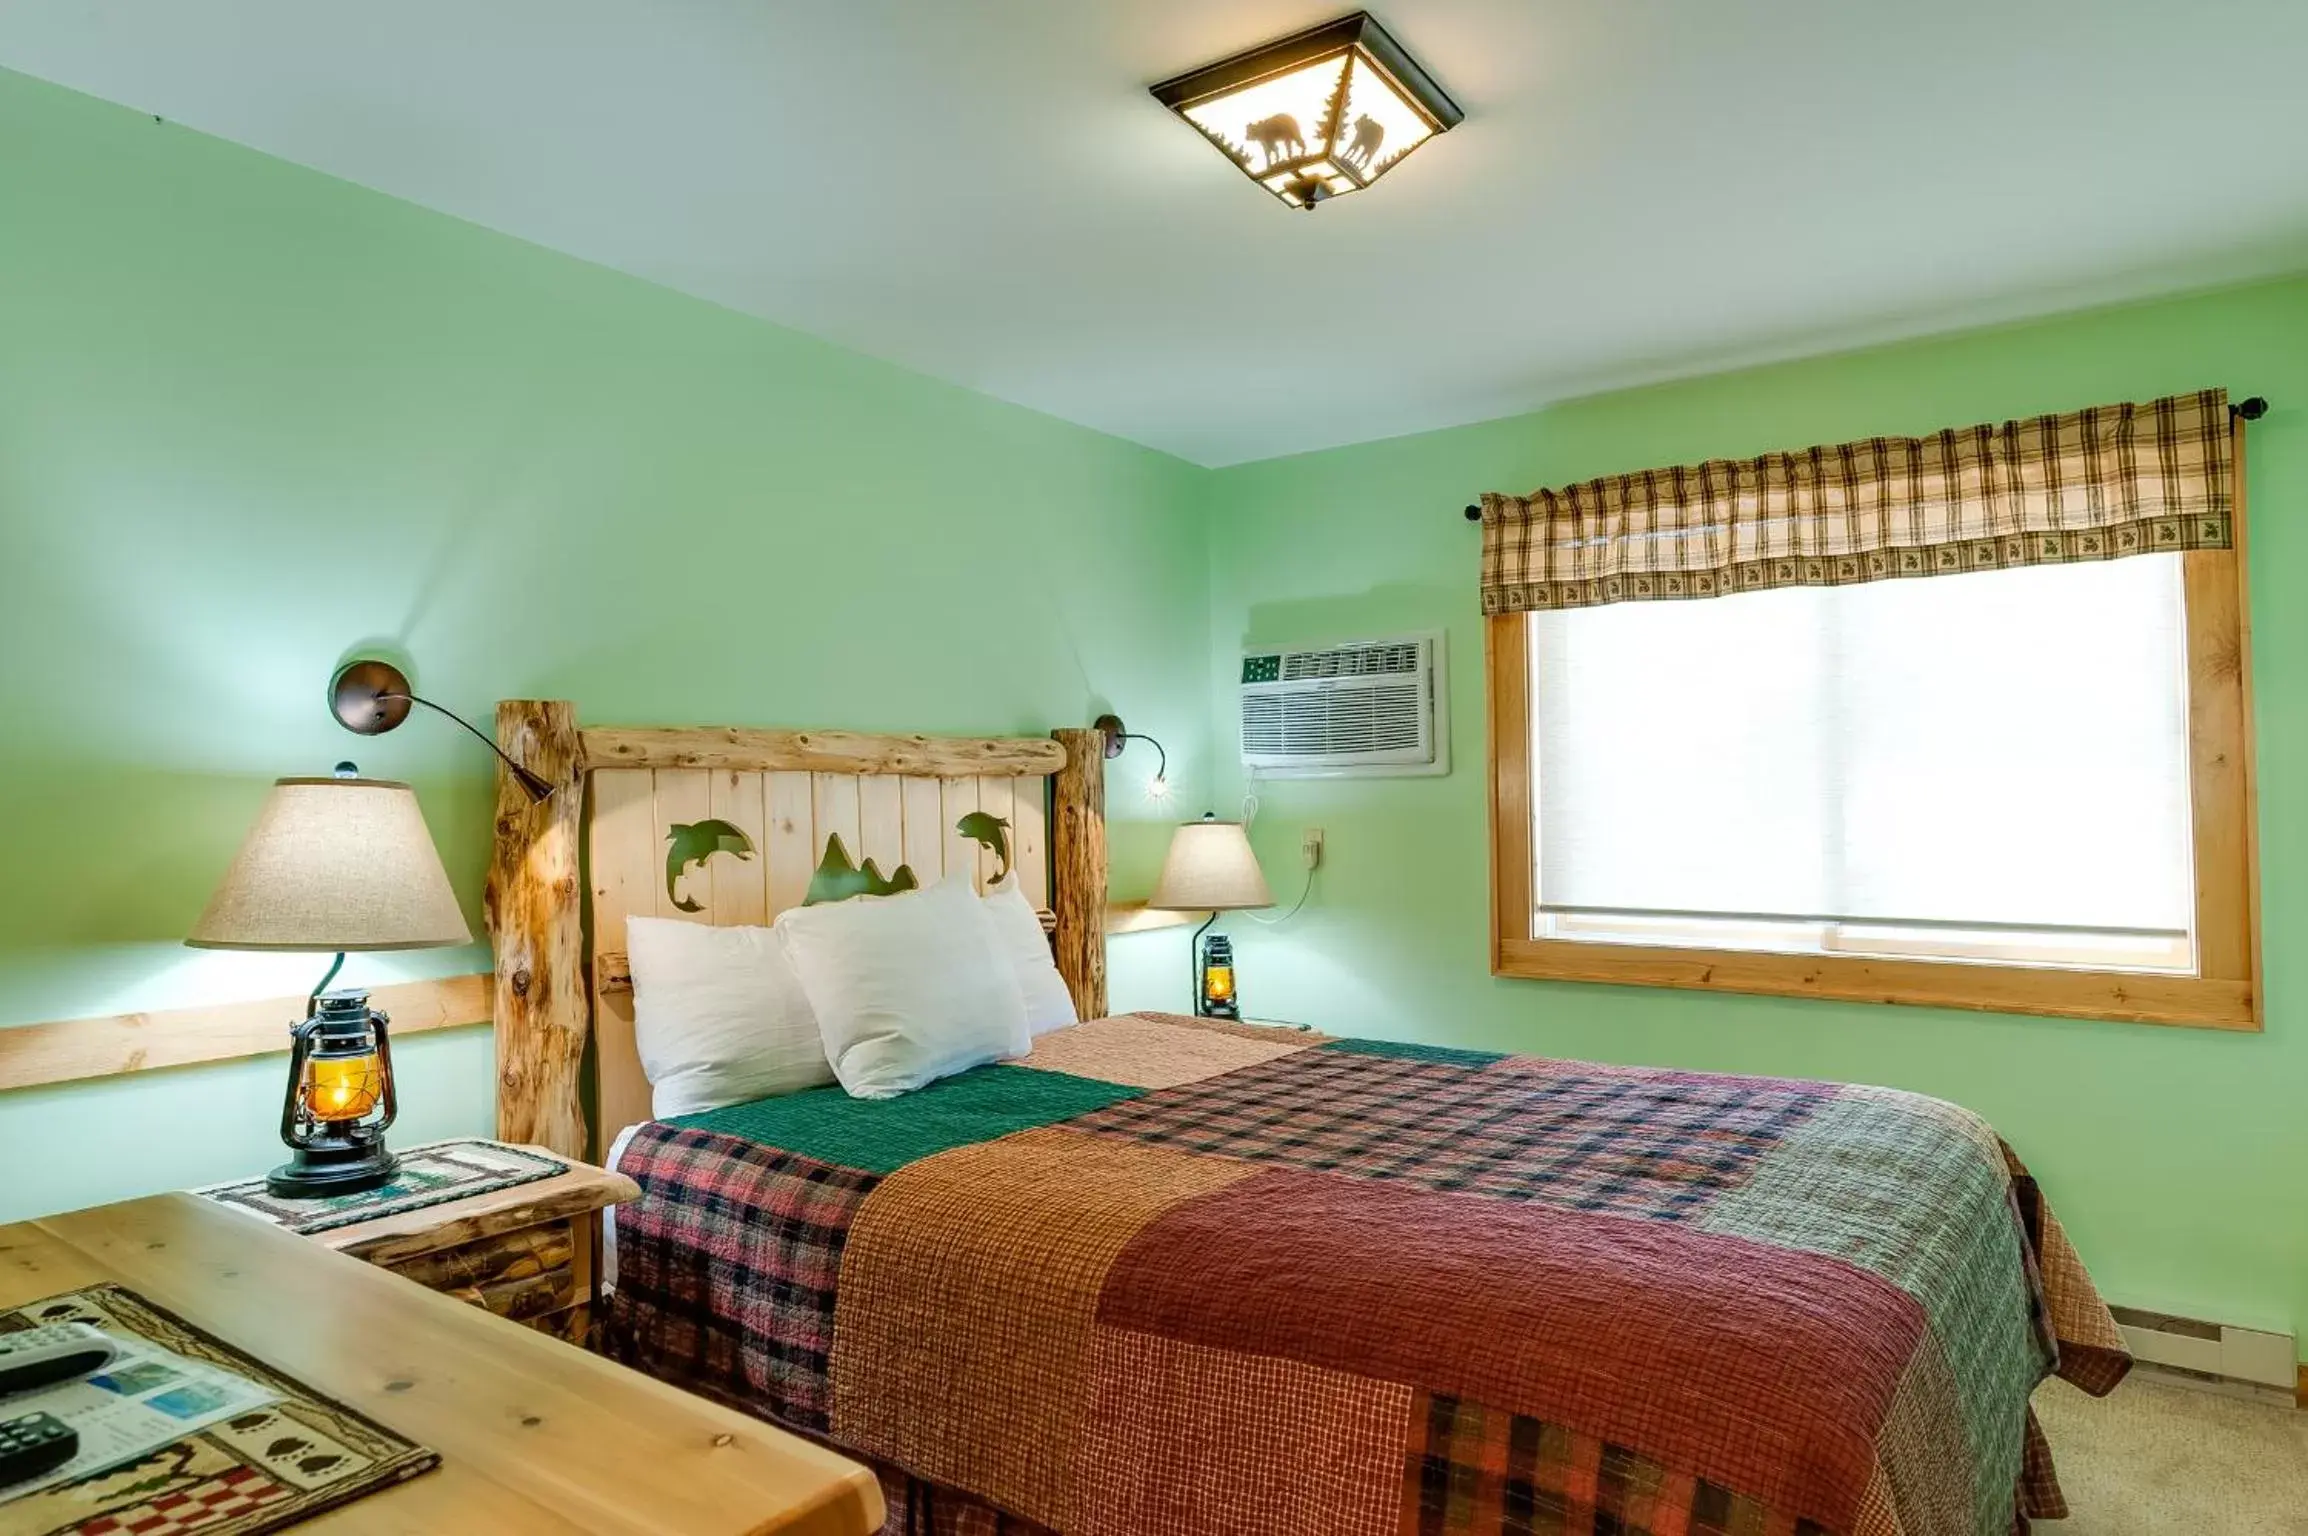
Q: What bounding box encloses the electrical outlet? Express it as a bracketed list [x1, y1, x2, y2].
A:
[1302, 827, 1324, 870]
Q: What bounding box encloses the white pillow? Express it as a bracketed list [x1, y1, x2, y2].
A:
[774, 875, 1029, 1099]
[983, 876, 1080, 1036]
[625, 916, 833, 1118]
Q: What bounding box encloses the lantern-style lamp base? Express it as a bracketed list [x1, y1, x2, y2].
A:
[266, 986, 404, 1200]
[266, 1143, 401, 1200]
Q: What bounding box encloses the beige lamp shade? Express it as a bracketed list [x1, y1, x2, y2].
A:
[1147, 816, 1273, 912]
[187, 778, 474, 951]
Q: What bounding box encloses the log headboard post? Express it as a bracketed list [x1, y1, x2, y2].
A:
[485, 699, 587, 1158]
[1049, 728, 1109, 1021]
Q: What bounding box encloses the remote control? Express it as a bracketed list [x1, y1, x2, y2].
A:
[0, 1324, 119, 1399]
[0, 1411, 78, 1487]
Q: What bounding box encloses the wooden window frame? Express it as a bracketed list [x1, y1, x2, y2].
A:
[1485, 425, 2261, 1032]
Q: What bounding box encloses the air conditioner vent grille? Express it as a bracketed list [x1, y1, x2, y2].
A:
[1242, 684, 1424, 755]
[1280, 642, 1422, 681]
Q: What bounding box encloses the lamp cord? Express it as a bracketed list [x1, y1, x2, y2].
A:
[1241, 865, 1314, 925]
[380, 692, 552, 798]
[1235, 769, 1310, 926]
[306, 951, 346, 1018]
[1188, 912, 1217, 1016]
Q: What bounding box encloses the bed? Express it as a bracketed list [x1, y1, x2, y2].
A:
[480, 705, 2129, 1536]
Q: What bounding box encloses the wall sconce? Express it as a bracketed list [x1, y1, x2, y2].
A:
[329, 659, 553, 800]
[1151, 11, 1462, 210]
[1094, 713, 1172, 802]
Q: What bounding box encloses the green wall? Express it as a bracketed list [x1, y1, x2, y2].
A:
[1204, 274, 2308, 1351]
[0, 70, 1208, 1219]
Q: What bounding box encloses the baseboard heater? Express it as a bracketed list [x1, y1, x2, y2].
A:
[2110, 1305, 2297, 1398]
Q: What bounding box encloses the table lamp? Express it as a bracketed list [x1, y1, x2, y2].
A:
[188, 766, 473, 1197]
[1148, 813, 1273, 1018]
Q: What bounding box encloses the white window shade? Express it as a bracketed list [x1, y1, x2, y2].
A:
[1530, 555, 2194, 968]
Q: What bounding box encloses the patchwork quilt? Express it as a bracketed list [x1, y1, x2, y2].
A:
[607, 1013, 2129, 1536]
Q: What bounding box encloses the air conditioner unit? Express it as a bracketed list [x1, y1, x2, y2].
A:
[1239, 632, 1447, 778]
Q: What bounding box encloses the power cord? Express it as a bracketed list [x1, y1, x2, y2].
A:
[1241, 864, 1314, 925]
[1238, 771, 1314, 925]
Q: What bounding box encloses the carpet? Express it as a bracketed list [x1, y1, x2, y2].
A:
[2034, 1369, 2308, 1534]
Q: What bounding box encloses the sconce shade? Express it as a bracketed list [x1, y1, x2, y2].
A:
[1148, 817, 1274, 912]
[1151, 11, 1462, 210]
[187, 778, 473, 951]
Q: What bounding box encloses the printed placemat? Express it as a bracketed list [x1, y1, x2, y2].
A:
[0, 1285, 437, 1536]
[196, 1139, 565, 1235]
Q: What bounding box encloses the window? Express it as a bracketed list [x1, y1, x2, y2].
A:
[1484, 403, 2258, 1029]
[1533, 556, 2194, 971]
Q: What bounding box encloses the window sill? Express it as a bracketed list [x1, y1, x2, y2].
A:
[1493, 937, 2258, 1031]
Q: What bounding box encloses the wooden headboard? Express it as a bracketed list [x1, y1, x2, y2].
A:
[484, 702, 1109, 1159]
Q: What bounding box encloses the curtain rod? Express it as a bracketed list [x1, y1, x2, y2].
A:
[1460, 395, 2273, 521]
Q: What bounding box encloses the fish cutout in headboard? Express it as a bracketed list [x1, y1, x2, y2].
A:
[955, 811, 1011, 882]
[664, 819, 754, 912]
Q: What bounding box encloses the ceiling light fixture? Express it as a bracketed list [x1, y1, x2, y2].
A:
[1151, 11, 1462, 211]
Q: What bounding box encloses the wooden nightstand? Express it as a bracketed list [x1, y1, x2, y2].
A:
[204, 1140, 637, 1344]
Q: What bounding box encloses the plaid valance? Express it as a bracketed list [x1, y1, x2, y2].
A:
[1480, 388, 2236, 614]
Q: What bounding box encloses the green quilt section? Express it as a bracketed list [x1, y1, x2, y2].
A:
[1322, 1036, 1506, 1068]
[671, 1062, 1143, 1174]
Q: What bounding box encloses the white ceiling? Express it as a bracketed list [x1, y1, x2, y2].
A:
[5, 1, 2306, 466]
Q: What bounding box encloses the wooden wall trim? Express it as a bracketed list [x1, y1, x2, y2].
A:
[487, 701, 588, 1159]
[1496, 936, 2256, 1030]
[1049, 729, 1110, 1021]
[1105, 903, 1207, 935]
[0, 973, 492, 1094]
[579, 727, 1066, 777]
[1486, 612, 1533, 970]
[2230, 418, 2263, 1026]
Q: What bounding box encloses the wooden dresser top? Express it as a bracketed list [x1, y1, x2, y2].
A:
[0, 1193, 882, 1535]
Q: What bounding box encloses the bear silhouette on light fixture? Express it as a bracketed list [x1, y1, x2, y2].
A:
[1244, 113, 1306, 167]
[1341, 113, 1386, 169]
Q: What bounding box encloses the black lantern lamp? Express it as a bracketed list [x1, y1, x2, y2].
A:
[274, 987, 402, 1196]
[1146, 813, 1274, 1018]
[1197, 933, 1241, 1019]
[188, 766, 474, 1197]
[1151, 11, 1462, 211]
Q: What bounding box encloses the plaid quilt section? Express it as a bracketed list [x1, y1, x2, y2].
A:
[1699, 1087, 2042, 1536]
[1407, 1393, 1830, 1536]
[1077, 1327, 1410, 1536]
[607, 1122, 879, 1432]
[1064, 1042, 1829, 1222]
[829, 1128, 1259, 1530]
[2000, 1148, 2131, 1398]
[871, 1463, 1058, 1536]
